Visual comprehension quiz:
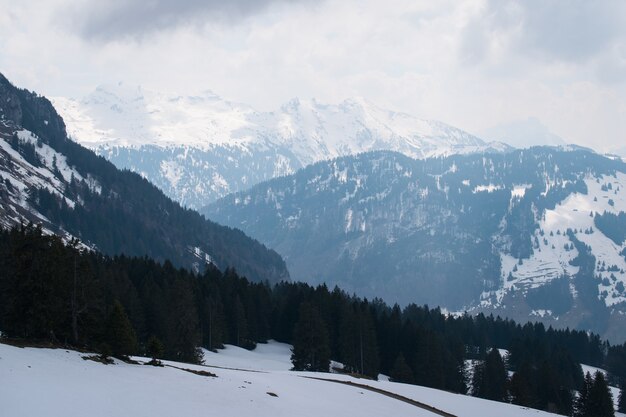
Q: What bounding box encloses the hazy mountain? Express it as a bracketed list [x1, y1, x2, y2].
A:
[482, 117, 567, 149]
[204, 148, 626, 340]
[52, 84, 510, 208]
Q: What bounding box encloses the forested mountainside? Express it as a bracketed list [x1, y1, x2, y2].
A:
[0, 73, 288, 283]
[205, 149, 626, 340]
[1, 225, 625, 416]
[53, 84, 509, 208]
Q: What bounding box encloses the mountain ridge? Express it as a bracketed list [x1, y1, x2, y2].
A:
[203, 148, 626, 341]
[52, 84, 511, 207]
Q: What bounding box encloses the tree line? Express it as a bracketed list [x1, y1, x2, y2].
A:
[0, 224, 625, 416]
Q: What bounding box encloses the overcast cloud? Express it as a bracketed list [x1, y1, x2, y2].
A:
[68, 0, 309, 41]
[0, 0, 625, 152]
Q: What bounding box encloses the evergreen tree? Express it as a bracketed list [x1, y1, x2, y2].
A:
[147, 335, 164, 364]
[339, 304, 379, 378]
[231, 295, 249, 348]
[167, 278, 202, 364]
[535, 360, 572, 415]
[105, 300, 137, 358]
[509, 361, 535, 407]
[575, 371, 614, 417]
[472, 348, 508, 401]
[618, 382, 625, 413]
[573, 372, 593, 417]
[290, 302, 331, 372]
[413, 330, 446, 389]
[587, 371, 614, 417]
[202, 295, 226, 351]
[390, 353, 414, 384]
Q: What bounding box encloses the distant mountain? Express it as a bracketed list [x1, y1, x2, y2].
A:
[204, 148, 626, 340]
[52, 84, 510, 208]
[482, 118, 567, 149]
[0, 73, 288, 284]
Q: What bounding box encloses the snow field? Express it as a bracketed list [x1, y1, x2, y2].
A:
[494, 173, 626, 308]
[0, 340, 575, 417]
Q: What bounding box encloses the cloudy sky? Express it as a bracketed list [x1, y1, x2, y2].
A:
[1, 0, 625, 152]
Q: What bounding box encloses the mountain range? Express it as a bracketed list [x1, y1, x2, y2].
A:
[204, 149, 626, 341]
[5, 75, 626, 341]
[52, 83, 510, 208]
[0, 73, 288, 284]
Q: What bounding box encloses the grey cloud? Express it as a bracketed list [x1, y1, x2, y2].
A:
[511, 0, 624, 62]
[464, 0, 626, 64]
[67, 0, 306, 41]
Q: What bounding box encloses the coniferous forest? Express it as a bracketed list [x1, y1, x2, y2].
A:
[1, 224, 625, 416]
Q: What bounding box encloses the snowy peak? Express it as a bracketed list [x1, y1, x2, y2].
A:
[54, 84, 497, 160]
[52, 85, 511, 207]
[54, 84, 256, 149]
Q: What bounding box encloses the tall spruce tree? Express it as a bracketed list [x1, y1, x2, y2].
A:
[575, 371, 614, 417]
[147, 335, 164, 365]
[509, 361, 535, 407]
[587, 371, 614, 417]
[390, 353, 414, 384]
[167, 278, 202, 364]
[339, 304, 379, 378]
[105, 300, 137, 358]
[574, 372, 593, 417]
[290, 302, 331, 372]
[472, 348, 508, 401]
[618, 382, 625, 413]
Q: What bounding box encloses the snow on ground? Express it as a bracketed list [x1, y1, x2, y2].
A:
[473, 184, 502, 193]
[295, 372, 560, 417]
[1, 341, 568, 417]
[488, 173, 626, 307]
[0, 343, 429, 417]
[203, 340, 293, 371]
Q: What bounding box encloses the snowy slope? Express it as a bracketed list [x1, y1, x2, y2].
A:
[0, 341, 567, 417]
[0, 120, 95, 243]
[488, 173, 626, 309]
[52, 84, 509, 207]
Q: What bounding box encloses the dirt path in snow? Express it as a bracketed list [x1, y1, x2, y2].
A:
[303, 376, 458, 417]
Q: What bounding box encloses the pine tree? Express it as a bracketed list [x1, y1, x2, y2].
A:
[575, 371, 614, 417]
[105, 300, 137, 358]
[232, 295, 249, 348]
[167, 278, 202, 364]
[390, 353, 414, 384]
[509, 361, 535, 407]
[573, 372, 593, 417]
[290, 302, 331, 372]
[472, 348, 508, 401]
[338, 304, 379, 378]
[618, 382, 625, 413]
[587, 371, 614, 417]
[147, 335, 164, 365]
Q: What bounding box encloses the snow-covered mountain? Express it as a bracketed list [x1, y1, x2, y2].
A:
[0, 73, 288, 283]
[52, 84, 510, 208]
[204, 148, 626, 341]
